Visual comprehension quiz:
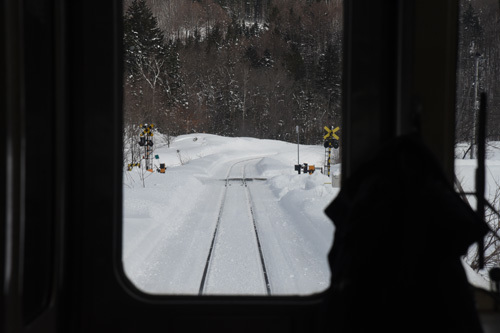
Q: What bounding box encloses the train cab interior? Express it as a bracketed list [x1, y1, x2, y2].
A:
[2, 0, 500, 332]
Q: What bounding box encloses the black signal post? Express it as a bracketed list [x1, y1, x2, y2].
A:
[138, 123, 154, 170]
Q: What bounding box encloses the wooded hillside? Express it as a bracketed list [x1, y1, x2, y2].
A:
[457, 0, 500, 154]
[123, 0, 343, 146]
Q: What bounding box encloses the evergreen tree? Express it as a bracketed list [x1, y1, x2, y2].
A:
[285, 44, 306, 81]
[461, 2, 483, 43]
[123, 0, 188, 138]
[206, 23, 223, 54]
[262, 49, 273, 68]
[245, 46, 261, 68]
[317, 42, 341, 107]
[124, 0, 165, 76]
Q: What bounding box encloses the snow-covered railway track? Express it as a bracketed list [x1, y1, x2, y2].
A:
[198, 159, 271, 295]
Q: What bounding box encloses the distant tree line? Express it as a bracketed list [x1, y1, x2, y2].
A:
[456, 0, 500, 155]
[123, 0, 343, 149]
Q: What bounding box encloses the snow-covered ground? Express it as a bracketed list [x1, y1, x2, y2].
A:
[456, 142, 500, 290]
[123, 133, 340, 295]
[122, 135, 500, 295]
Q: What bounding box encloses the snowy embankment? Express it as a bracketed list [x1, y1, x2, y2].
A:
[123, 133, 339, 295]
[122, 135, 500, 295]
[455, 142, 500, 290]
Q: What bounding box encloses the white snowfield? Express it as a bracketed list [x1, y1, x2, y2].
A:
[455, 142, 500, 289]
[122, 135, 498, 296]
[123, 134, 340, 295]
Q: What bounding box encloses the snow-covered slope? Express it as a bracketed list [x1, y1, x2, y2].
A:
[122, 135, 500, 295]
[123, 133, 339, 295]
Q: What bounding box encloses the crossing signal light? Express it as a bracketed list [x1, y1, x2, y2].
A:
[324, 138, 339, 149]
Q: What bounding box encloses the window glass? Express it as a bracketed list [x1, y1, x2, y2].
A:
[455, 0, 500, 288]
[122, 0, 343, 295]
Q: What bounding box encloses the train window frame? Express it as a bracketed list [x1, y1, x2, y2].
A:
[4, 0, 475, 331]
[78, 0, 457, 306]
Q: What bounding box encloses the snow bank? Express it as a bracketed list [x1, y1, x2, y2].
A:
[123, 133, 339, 295]
[122, 136, 500, 294]
[455, 141, 500, 289]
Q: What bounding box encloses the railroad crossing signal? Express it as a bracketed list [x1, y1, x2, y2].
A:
[139, 123, 154, 137]
[138, 123, 154, 170]
[324, 139, 339, 149]
[324, 126, 340, 140]
[323, 126, 339, 178]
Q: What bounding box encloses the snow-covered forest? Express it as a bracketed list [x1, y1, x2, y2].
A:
[456, 0, 500, 148]
[123, 0, 343, 147]
[122, 0, 500, 153]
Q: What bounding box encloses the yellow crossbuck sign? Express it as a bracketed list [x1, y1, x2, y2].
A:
[324, 126, 340, 140]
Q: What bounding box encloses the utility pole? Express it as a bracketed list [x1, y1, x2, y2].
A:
[296, 125, 300, 165]
[471, 52, 481, 159]
[294, 125, 302, 174]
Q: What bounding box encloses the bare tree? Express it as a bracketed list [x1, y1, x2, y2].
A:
[466, 184, 500, 272]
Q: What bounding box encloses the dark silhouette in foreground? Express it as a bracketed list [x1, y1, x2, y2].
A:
[326, 135, 489, 332]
